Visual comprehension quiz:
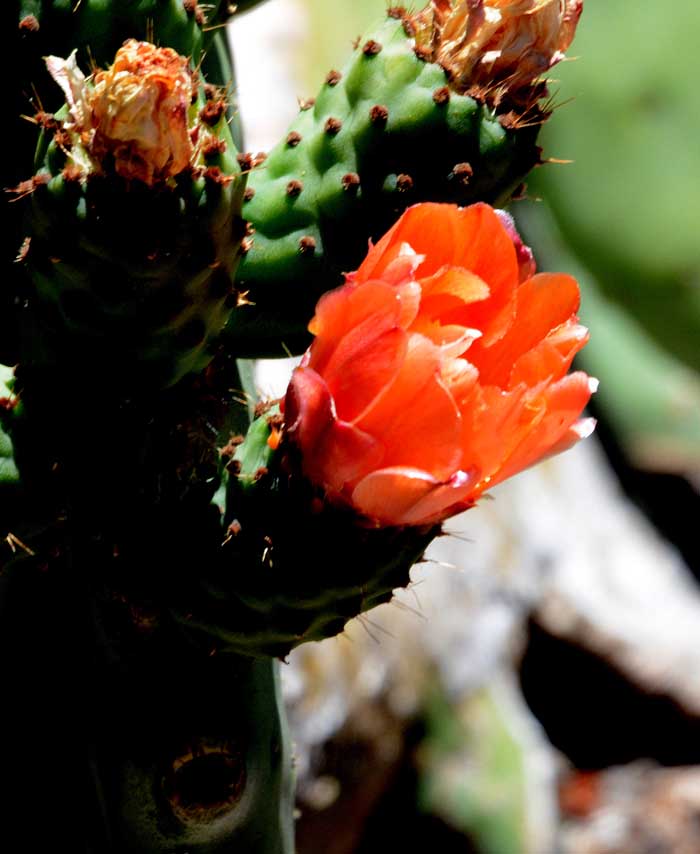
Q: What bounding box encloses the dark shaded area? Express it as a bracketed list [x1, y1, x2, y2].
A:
[356, 737, 478, 854]
[589, 398, 700, 577]
[296, 718, 476, 854]
[520, 620, 700, 769]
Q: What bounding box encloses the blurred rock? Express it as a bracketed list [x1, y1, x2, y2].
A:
[559, 763, 700, 854]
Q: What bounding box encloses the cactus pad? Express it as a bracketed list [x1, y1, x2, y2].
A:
[227, 11, 543, 356]
[18, 44, 246, 389]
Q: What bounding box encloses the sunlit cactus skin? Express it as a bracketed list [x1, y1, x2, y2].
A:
[227, 10, 542, 356]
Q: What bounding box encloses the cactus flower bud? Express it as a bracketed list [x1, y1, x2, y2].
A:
[411, 0, 583, 107]
[283, 202, 595, 527]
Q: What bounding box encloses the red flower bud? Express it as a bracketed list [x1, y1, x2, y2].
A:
[284, 203, 595, 527]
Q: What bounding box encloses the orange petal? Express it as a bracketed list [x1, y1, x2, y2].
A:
[409, 317, 481, 358]
[469, 273, 582, 388]
[380, 243, 425, 285]
[458, 382, 540, 485]
[309, 280, 404, 375]
[397, 468, 479, 525]
[357, 204, 520, 347]
[490, 372, 595, 487]
[441, 357, 479, 400]
[509, 321, 589, 388]
[356, 203, 467, 281]
[324, 326, 408, 422]
[418, 265, 491, 305]
[352, 467, 478, 527]
[357, 335, 463, 479]
[351, 467, 441, 526]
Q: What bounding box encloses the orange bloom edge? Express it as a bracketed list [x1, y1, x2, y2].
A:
[283, 202, 596, 528]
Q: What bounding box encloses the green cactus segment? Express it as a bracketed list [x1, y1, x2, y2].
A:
[227, 13, 540, 356]
[5, 2, 235, 366]
[21, 80, 246, 389]
[16, 0, 228, 69]
[170, 412, 438, 658]
[0, 367, 19, 490]
[91, 653, 294, 853]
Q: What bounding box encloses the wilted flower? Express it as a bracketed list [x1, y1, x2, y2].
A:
[284, 202, 595, 527]
[45, 41, 194, 184]
[411, 0, 583, 107]
[88, 40, 193, 184]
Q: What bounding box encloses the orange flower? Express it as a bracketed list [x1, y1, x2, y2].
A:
[284, 203, 595, 527]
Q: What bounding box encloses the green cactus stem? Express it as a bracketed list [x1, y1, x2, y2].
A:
[0, 505, 294, 852]
[224, 9, 546, 356]
[168, 409, 438, 659]
[16, 44, 246, 390]
[4, 2, 238, 366]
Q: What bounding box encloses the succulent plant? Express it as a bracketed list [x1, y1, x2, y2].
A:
[0, 2, 586, 849]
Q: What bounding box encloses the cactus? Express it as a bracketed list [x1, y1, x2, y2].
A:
[1, 1, 585, 850]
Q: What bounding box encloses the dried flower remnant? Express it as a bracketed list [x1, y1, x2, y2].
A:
[410, 0, 583, 109]
[284, 202, 596, 528]
[45, 40, 195, 185]
[89, 40, 193, 184]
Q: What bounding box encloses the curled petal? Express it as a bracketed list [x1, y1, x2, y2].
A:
[509, 320, 589, 387]
[285, 368, 383, 491]
[468, 272, 581, 387]
[490, 371, 596, 487]
[284, 367, 335, 457]
[352, 467, 477, 526]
